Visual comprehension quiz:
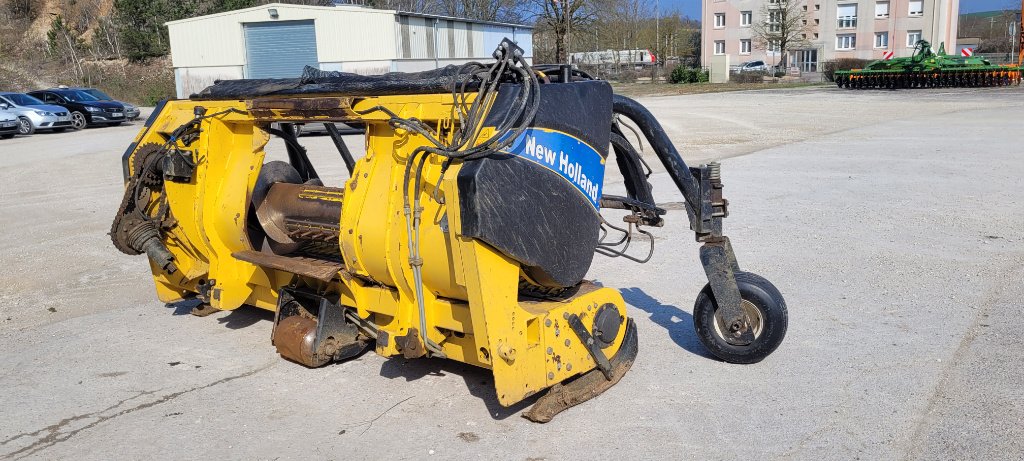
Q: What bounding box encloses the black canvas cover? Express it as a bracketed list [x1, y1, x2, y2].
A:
[192, 65, 476, 99]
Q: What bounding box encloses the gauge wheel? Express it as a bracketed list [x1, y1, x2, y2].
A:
[693, 271, 788, 364]
[71, 112, 87, 130]
[17, 117, 34, 135]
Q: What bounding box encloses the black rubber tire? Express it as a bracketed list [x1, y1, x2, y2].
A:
[17, 117, 34, 135]
[693, 271, 788, 364]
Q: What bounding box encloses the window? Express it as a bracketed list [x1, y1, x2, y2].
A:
[768, 10, 782, 32]
[741, 11, 752, 26]
[875, 32, 888, 48]
[814, 33, 819, 39]
[875, 1, 890, 18]
[815, 4, 820, 10]
[837, 4, 857, 28]
[907, 30, 922, 47]
[740, 39, 751, 54]
[908, 0, 923, 16]
[714, 40, 725, 55]
[836, 34, 856, 50]
[767, 40, 780, 53]
[714, 13, 725, 28]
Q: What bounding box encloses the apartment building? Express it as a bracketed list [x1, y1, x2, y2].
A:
[701, 0, 959, 72]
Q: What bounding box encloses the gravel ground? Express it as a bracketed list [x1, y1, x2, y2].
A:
[0, 85, 1021, 460]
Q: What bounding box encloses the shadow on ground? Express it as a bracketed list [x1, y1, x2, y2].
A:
[378, 356, 539, 420]
[165, 300, 274, 329]
[620, 287, 716, 360]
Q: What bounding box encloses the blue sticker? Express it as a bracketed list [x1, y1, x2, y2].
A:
[499, 127, 605, 209]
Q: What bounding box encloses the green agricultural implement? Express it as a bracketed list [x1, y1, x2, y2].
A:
[835, 40, 1023, 89]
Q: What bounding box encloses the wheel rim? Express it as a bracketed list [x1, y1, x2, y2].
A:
[712, 299, 764, 344]
[18, 118, 31, 134]
[72, 113, 86, 129]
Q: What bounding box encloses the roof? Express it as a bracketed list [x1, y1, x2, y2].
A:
[165, 3, 395, 26]
[165, 2, 532, 29]
[397, 11, 532, 29]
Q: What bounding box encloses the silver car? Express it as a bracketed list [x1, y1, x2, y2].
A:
[0, 108, 18, 139]
[0, 92, 75, 135]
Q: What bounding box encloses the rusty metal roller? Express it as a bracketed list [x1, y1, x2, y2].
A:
[255, 182, 344, 254]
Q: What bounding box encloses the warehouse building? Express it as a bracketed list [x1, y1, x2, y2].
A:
[166, 3, 533, 98]
[701, 0, 959, 73]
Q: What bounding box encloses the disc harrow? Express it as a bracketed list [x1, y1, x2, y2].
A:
[836, 40, 1023, 90]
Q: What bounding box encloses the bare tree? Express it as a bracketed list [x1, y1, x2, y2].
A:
[438, 0, 525, 22]
[533, 0, 594, 64]
[749, 0, 808, 68]
[46, 14, 87, 82]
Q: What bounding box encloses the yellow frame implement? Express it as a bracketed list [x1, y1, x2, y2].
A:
[122, 93, 636, 421]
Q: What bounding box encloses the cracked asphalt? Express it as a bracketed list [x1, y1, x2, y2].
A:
[1, 85, 1022, 460]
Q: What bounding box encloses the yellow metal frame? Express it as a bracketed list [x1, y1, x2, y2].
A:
[126, 93, 631, 406]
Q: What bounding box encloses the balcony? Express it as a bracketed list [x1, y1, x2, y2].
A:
[837, 16, 857, 29]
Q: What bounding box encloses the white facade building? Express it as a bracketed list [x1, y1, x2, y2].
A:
[166, 3, 533, 98]
[701, 0, 959, 72]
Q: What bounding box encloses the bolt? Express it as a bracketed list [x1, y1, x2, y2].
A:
[564, 339, 570, 347]
[546, 347, 553, 355]
[547, 372, 554, 380]
[566, 363, 572, 371]
[545, 319, 552, 327]
[563, 312, 569, 320]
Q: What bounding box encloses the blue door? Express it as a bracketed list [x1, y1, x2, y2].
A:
[244, 20, 319, 79]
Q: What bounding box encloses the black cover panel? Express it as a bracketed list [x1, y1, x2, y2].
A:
[458, 81, 613, 288]
[480, 80, 613, 155]
[193, 65, 475, 99]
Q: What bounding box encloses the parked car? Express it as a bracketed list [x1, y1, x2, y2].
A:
[59, 87, 141, 120]
[731, 60, 769, 73]
[0, 107, 18, 139]
[0, 92, 75, 135]
[27, 89, 126, 130]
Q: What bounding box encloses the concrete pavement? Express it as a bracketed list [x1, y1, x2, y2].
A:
[1, 86, 1021, 460]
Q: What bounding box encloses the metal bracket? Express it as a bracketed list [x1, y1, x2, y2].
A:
[566, 313, 613, 380]
[699, 237, 755, 345]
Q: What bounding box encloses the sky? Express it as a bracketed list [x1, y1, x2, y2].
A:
[659, 0, 1020, 19]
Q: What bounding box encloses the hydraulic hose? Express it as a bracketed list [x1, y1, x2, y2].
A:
[611, 94, 701, 214]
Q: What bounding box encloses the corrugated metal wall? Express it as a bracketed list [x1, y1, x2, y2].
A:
[395, 15, 532, 61]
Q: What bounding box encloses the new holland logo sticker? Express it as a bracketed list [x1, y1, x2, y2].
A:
[500, 127, 605, 209]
